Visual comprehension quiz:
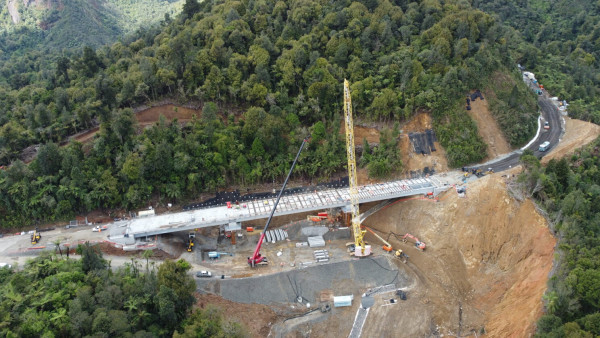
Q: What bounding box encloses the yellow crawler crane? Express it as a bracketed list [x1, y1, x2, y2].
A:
[343, 79, 371, 257]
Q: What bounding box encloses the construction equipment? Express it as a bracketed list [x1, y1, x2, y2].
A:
[92, 225, 108, 232]
[187, 232, 195, 252]
[31, 228, 41, 245]
[402, 233, 426, 251]
[362, 225, 393, 252]
[343, 79, 371, 257]
[395, 249, 409, 263]
[248, 136, 311, 267]
[208, 251, 232, 259]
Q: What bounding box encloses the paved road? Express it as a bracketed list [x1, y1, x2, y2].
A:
[472, 92, 564, 173]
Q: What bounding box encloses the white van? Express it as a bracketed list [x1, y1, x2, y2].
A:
[539, 141, 550, 152]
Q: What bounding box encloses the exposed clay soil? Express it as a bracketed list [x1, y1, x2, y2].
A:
[96, 242, 175, 260]
[467, 95, 512, 160]
[135, 104, 199, 124]
[353, 173, 556, 337]
[340, 113, 450, 182]
[399, 112, 449, 175]
[542, 117, 600, 164]
[72, 104, 201, 143]
[72, 126, 100, 143]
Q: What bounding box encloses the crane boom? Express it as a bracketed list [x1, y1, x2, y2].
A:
[343, 79, 371, 256]
[248, 137, 310, 267]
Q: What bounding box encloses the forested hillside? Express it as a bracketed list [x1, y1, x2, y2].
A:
[0, 246, 244, 336]
[473, 0, 600, 123]
[0, 0, 183, 56]
[0, 0, 537, 227]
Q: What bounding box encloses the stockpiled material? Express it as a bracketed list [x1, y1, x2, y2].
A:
[308, 236, 326, 247]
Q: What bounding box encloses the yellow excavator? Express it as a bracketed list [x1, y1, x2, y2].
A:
[31, 228, 41, 245]
[187, 232, 195, 252]
[343, 79, 371, 257]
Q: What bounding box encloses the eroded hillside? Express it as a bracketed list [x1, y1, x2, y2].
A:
[355, 173, 556, 336]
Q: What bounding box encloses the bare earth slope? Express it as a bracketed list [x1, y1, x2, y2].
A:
[468, 96, 512, 160]
[363, 173, 555, 336]
[400, 112, 449, 175]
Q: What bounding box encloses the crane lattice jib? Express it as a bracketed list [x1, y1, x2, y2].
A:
[343, 79, 366, 253]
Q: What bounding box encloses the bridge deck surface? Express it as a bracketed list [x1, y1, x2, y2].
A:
[110, 177, 451, 242]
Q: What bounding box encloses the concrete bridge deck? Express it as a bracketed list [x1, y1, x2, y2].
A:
[110, 176, 451, 243]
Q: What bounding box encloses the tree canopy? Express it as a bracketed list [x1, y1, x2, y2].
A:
[0, 0, 542, 227]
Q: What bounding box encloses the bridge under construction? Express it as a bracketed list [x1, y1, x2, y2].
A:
[109, 176, 451, 244]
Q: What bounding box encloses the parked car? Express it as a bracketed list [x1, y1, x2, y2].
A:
[196, 270, 212, 278]
[544, 121, 550, 130]
[0, 263, 12, 269]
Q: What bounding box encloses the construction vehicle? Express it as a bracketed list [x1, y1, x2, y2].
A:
[92, 225, 108, 232]
[248, 137, 311, 267]
[31, 228, 41, 245]
[395, 249, 409, 263]
[343, 79, 371, 257]
[208, 251, 233, 259]
[187, 233, 195, 252]
[402, 233, 426, 251]
[362, 225, 393, 252]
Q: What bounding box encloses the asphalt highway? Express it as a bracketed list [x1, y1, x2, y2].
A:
[470, 90, 564, 173]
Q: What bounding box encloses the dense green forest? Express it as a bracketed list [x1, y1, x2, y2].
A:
[0, 244, 244, 337]
[516, 140, 600, 336]
[0, 0, 539, 227]
[0, 0, 183, 56]
[473, 0, 600, 123]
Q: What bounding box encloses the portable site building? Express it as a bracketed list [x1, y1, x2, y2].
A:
[333, 295, 354, 307]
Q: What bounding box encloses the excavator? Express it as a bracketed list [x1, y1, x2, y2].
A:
[31, 228, 41, 245]
[402, 233, 426, 251]
[187, 232, 195, 252]
[248, 137, 310, 267]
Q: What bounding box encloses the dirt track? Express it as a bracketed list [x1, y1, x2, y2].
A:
[72, 104, 201, 143]
[467, 95, 512, 160]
